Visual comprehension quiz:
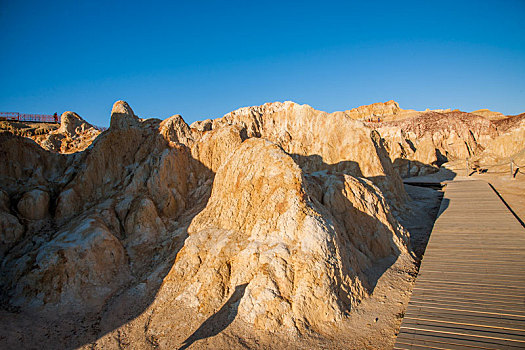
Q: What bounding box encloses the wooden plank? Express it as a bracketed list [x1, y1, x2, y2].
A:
[398, 326, 525, 348]
[408, 294, 525, 311]
[394, 341, 458, 350]
[397, 328, 525, 349]
[413, 278, 525, 291]
[416, 260, 525, 268]
[418, 270, 525, 279]
[403, 312, 525, 332]
[411, 281, 525, 293]
[410, 289, 525, 304]
[415, 273, 525, 284]
[405, 301, 525, 317]
[396, 330, 514, 350]
[401, 319, 525, 337]
[409, 279, 525, 291]
[403, 308, 525, 325]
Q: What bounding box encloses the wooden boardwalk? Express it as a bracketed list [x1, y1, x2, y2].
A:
[395, 180, 525, 350]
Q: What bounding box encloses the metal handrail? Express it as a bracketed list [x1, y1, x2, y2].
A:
[0, 112, 58, 123]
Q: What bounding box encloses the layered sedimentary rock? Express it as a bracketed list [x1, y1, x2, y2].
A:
[373, 111, 499, 177]
[336, 101, 525, 178]
[144, 139, 407, 346]
[343, 100, 452, 122]
[41, 111, 101, 153]
[483, 114, 525, 159]
[0, 100, 411, 348]
[471, 109, 506, 121]
[344, 100, 403, 119]
[212, 101, 407, 206]
[2, 99, 522, 349]
[0, 111, 101, 153]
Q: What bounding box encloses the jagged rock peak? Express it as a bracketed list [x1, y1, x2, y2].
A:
[224, 101, 299, 118]
[471, 108, 506, 120]
[190, 118, 213, 132]
[57, 111, 93, 137]
[111, 100, 134, 115]
[110, 100, 139, 130]
[346, 100, 401, 117]
[159, 114, 194, 145]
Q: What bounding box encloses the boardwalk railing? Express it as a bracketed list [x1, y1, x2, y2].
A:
[466, 158, 524, 177]
[0, 112, 58, 123]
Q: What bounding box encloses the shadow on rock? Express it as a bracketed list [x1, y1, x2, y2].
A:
[290, 153, 364, 177]
[297, 155, 407, 296]
[397, 159, 458, 183]
[0, 115, 215, 349]
[179, 284, 248, 350]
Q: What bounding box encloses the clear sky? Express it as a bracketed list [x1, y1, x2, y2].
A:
[1, 0, 524, 126]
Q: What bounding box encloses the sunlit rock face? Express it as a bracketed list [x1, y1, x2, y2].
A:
[145, 138, 408, 345]
[2, 98, 524, 349]
[39, 111, 101, 153]
[373, 110, 503, 177]
[212, 101, 408, 207]
[344, 100, 402, 119]
[0, 111, 100, 154]
[483, 114, 525, 159]
[337, 101, 525, 178]
[0, 99, 434, 348]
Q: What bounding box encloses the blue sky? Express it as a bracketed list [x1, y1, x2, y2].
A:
[1, 0, 524, 126]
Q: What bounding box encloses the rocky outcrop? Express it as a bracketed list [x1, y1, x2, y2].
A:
[39, 111, 100, 153]
[17, 189, 50, 220]
[0, 99, 408, 334]
[5, 216, 131, 312]
[13, 111, 101, 153]
[345, 100, 402, 119]
[1, 101, 204, 314]
[56, 111, 93, 137]
[0, 111, 101, 154]
[482, 115, 525, 160]
[368, 109, 525, 177]
[190, 124, 244, 173]
[160, 114, 195, 146]
[494, 113, 525, 133]
[374, 111, 499, 177]
[109, 101, 140, 130]
[190, 118, 213, 132]
[212, 101, 408, 206]
[472, 109, 506, 121]
[343, 100, 452, 122]
[0, 190, 24, 258]
[0, 133, 70, 193]
[4, 99, 521, 349]
[131, 138, 408, 348]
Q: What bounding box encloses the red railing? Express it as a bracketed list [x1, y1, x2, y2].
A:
[0, 112, 59, 123]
